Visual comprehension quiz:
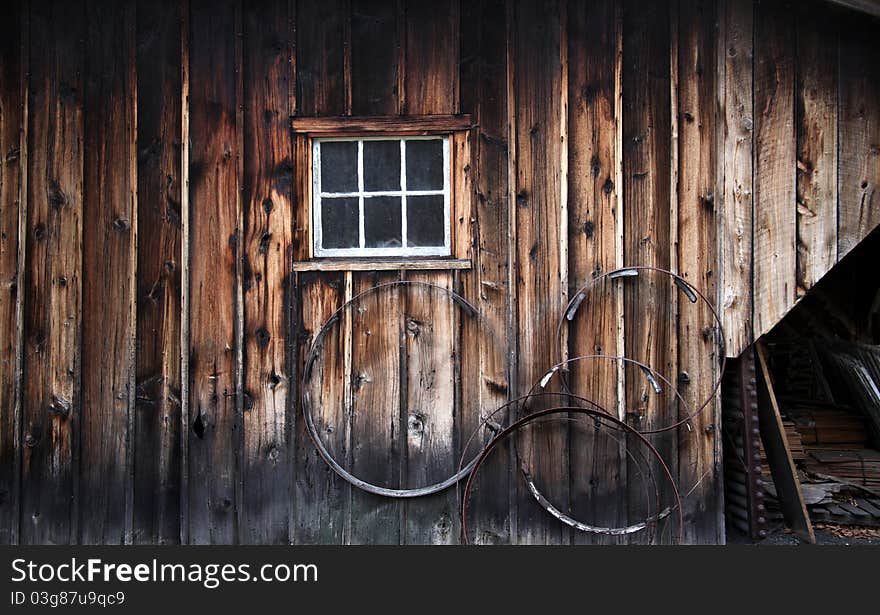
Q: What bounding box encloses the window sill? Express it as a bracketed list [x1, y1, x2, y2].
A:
[292, 258, 471, 272]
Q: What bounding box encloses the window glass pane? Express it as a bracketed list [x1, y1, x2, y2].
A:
[363, 196, 402, 248]
[320, 197, 359, 249]
[405, 139, 444, 190]
[363, 140, 401, 191]
[320, 142, 358, 192]
[406, 195, 445, 247]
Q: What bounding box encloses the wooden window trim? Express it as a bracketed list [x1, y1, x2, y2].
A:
[292, 115, 474, 271]
[291, 113, 474, 136]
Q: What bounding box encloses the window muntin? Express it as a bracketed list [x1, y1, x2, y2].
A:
[312, 136, 451, 258]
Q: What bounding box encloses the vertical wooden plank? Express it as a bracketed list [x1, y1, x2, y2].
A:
[566, 0, 624, 545]
[295, 0, 347, 118]
[753, 0, 796, 339]
[512, 0, 568, 545]
[838, 10, 880, 258]
[187, 0, 241, 544]
[134, 0, 183, 545]
[350, 0, 400, 117]
[292, 0, 350, 544]
[241, 0, 294, 545]
[401, 280, 456, 544]
[347, 0, 402, 545]
[0, 0, 24, 545]
[718, 0, 754, 357]
[79, 0, 137, 545]
[21, 0, 85, 545]
[622, 0, 674, 539]
[348, 270, 401, 544]
[795, 6, 837, 295]
[402, 1, 458, 116]
[459, 0, 512, 544]
[400, 0, 459, 546]
[676, 0, 720, 544]
[294, 272, 347, 543]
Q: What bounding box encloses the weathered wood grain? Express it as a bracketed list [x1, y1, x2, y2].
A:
[241, 0, 294, 545]
[351, 0, 400, 117]
[79, 0, 137, 544]
[21, 0, 85, 545]
[566, 0, 625, 545]
[676, 0, 720, 544]
[292, 115, 473, 135]
[403, 1, 458, 116]
[347, 0, 403, 544]
[795, 6, 838, 295]
[838, 11, 880, 258]
[186, 0, 241, 544]
[753, 0, 796, 339]
[512, 0, 569, 545]
[623, 0, 675, 540]
[292, 0, 350, 544]
[348, 271, 402, 544]
[295, 0, 347, 117]
[0, 0, 24, 545]
[459, 0, 512, 545]
[294, 272, 348, 544]
[133, 0, 183, 545]
[718, 0, 754, 357]
[402, 278, 457, 544]
[400, 0, 459, 546]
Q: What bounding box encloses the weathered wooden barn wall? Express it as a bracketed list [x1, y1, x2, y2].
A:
[720, 0, 880, 354]
[0, 0, 878, 544]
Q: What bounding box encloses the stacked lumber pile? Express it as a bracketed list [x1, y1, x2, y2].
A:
[803, 449, 880, 490]
[785, 403, 869, 448]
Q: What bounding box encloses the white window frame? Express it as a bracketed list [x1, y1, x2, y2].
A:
[312, 135, 451, 258]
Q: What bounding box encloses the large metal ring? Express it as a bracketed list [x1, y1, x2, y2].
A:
[301, 280, 502, 498]
[457, 392, 676, 542]
[460, 405, 683, 544]
[557, 265, 727, 432]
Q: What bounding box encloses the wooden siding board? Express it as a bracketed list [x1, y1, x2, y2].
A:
[838, 11, 880, 258]
[241, 0, 295, 545]
[295, 0, 347, 117]
[622, 0, 675, 540]
[79, 0, 137, 545]
[294, 271, 348, 544]
[292, 0, 350, 544]
[21, 0, 85, 545]
[566, 0, 625, 545]
[753, 0, 796, 339]
[347, 0, 403, 544]
[795, 7, 838, 294]
[402, 277, 457, 544]
[401, 0, 459, 546]
[718, 0, 754, 357]
[459, 0, 512, 545]
[348, 271, 402, 544]
[512, 0, 569, 545]
[0, 0, 24, 545]
[676, 0, 720, 543]
[186, 0, 241, 544]
[133, 0, 183, 545]
[350, 0, 400, 117]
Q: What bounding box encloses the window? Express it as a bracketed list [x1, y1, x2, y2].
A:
[291, 114, 473, 270]
[313, 136, 451, 257]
